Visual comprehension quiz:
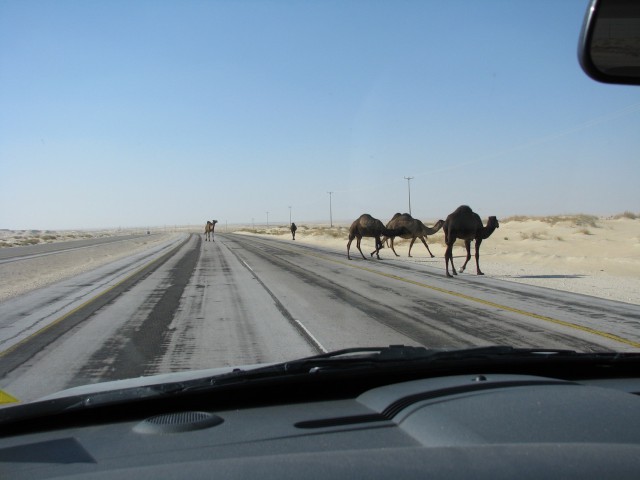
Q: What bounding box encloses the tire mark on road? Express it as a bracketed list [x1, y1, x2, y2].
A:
[0, 236, 192, 379]
[78, 235, 201, 382]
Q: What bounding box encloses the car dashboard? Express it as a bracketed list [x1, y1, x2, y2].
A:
[2, 371, 640, 479]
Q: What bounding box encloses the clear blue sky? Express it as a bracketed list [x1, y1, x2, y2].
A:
[1, 0, 639, 230]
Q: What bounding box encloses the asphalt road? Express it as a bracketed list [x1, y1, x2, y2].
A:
[1, 232, 639, 404]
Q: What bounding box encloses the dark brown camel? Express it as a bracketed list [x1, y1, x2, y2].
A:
[290, 222, 297, 240]
[443, 205, 499, 277]
[204, 220, 218, 241]
[378, 213, 445, 258]
[347, 214, 406, 260]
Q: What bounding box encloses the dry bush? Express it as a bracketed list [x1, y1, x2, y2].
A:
[310, 226, 348, 238]
[613, 211, 638, 220]
[502, 215, 532, 223]
[503, 214, 600, 228]
[520, 231, 546, 240]
[17, 238, 40, 246]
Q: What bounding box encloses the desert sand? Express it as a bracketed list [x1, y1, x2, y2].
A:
[1, 215, 639, 305]
[237, 214, 640, 306]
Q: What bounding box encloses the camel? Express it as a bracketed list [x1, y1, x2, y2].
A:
[443, 205, 499, 277]
[347, 214, 406, 260]
[290, 222, 297, 240]
[378, 213, 445, 258]
[204, 220, 218, 241]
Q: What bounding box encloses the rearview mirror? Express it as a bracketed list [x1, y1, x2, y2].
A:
[579, 0, 640, 85]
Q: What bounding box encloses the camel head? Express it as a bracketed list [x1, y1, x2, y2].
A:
[482, 216, 499, 239]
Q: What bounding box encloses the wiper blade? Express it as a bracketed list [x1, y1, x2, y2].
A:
[277, 345, 582, 374]
[288, 345, 581, 364]
[184, 345, 584, 386]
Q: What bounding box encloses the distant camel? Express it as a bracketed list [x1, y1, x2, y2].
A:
[290, 222, 297, 240]
[204, 220, 218, 242]
[347, 214, 406, 260]
[443, 205, 499, 277]
[379, 213, 445, 258]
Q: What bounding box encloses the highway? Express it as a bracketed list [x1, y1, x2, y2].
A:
[1, 232, 639, 404]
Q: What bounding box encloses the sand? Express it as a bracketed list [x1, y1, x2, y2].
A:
[237, 215, 640, 306]
[1, 216, 638, 305]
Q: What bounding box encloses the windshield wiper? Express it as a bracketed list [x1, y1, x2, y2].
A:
[277, 345, 582, 374]
[179, 345, 588, 390]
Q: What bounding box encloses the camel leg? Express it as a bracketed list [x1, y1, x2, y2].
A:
[370, 238, 379, 258]
[408, 238, 417, 257]
[475, 239, 484, 275]
[347, 236, 354, 260]
[378, 236, 397, 256]
[372, 236, 382, 259]
[419, 236, 435, 257]
[459, 240, 472, 273]
[390, 238, 399, 257]
[445, 244, 456, 277]
[356, 237, 367, 260]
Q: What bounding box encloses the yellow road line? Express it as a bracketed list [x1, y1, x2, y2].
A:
[295, 245, 640, 349]
[0, 237, 190, 359]
[0, 389, 19, 404]
[0, 262, 149, 359]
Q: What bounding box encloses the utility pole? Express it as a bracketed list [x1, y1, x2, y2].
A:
[404, 176, 414, 215]
[289, 206, 292, 224]
[327, 192, 333, 227]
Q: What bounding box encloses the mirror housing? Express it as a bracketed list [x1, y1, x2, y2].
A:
[579, 0, 640, 85]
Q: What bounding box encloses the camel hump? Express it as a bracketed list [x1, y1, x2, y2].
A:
[453, 205, 473, 214]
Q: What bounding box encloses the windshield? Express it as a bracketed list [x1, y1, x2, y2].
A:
[0, 0, 638, 406]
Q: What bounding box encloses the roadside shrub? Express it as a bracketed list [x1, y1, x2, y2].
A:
[613, 211, 638, 220]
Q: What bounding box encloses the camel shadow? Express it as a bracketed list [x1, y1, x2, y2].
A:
[510, 274, 586, 279]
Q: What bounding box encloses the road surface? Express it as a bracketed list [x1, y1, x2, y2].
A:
[1, 232, 639, 403]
